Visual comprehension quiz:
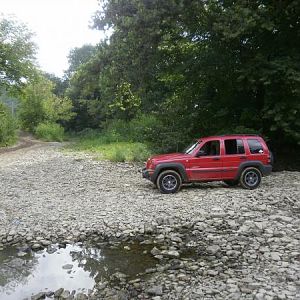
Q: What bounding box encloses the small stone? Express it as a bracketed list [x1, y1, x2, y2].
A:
[147, 285, 163, 296]
[150, 247, 161, 256]
[31, 244, 42, 250]
[270, 252, 281, 261]
[207, 245, 221, 255]
[62, 264, 73, 270]
[161, 250, 180, 258]
[17, 251, 27, 257]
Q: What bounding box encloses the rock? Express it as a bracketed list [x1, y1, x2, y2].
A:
[62, 264, 73, 270]
[31, 292, 46, 300]
[147, 285, 163, 296]
[161, 250, 180, 258]
[144, 223, 156, 234]
[75, 293, 88, 300]
[270, 252, 281, 261]
[54, 288, 64, 297]
[150, 247, 161, 256]
[207, 245, 221, 255]
[31, 243, 42, 250]
[60, 290, 70, 299]
[17, 251, 27, 257]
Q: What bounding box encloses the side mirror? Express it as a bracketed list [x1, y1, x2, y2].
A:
[196, 150, 206, 157]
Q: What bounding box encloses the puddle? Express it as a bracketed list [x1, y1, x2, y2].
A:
[0, 242, 157, 299]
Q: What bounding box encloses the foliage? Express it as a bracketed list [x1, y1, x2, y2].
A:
[0, 16, 36, 91]
[65, 44, 97, 79]
[69, 133, 150, 162]
[65, 0, 300, 167]
[109, 82, 141, 121]
[0, 102, 17, 146]
[35, 122, 65, 142]
[19, 75, 75, 132]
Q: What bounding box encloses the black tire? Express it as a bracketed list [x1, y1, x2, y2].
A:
[239, 167, 262, 189]
[223, 180, 239, 187]
[157, 170, 182, 194]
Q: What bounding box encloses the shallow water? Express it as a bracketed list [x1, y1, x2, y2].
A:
[0, 242, 157, 299]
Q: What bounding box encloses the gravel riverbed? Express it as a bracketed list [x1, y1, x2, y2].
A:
[0, 143, 299, 299]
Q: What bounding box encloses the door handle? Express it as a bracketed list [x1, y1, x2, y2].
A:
[213, 157, 220, 161]
[240, 156, 247, 160]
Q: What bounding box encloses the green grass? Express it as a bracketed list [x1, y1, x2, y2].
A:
[35, 122, 65, 142]
[67, 134, 151, 162]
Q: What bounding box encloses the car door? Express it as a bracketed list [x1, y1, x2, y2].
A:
[186, 139, 223, 181]
[222, 138, 246, 179]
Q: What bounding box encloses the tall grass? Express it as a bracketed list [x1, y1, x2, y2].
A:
[35, 122, 65, 142]
[0, 103, 17, 147]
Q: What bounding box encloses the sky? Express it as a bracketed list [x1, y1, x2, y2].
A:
[0, 0, 105, 77]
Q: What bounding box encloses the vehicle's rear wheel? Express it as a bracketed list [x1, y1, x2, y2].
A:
[223, 180, 239, 187]
[239, 167, 262, 189]
[157, 170, 182, 194]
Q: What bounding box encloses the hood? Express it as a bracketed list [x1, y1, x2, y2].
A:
[150, 152, 191, 162]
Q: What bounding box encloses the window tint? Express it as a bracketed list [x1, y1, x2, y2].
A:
[248, 139, 264, 154]
[199, 140, 220, 156]
[224, 139, 245, 155]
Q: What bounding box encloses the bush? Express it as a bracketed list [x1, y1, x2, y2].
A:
[35, 122, 65, 142]
[0, 103, 17, 146]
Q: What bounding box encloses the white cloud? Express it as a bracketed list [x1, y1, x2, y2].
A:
[0, 0, 105, 77]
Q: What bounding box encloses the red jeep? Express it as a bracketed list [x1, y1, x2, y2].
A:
[142, 134, 272, 193]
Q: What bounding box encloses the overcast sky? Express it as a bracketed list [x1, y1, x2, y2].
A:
[1, 0, 105, 77]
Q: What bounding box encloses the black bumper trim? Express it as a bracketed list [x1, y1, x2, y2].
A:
[142, 168, 151, 180]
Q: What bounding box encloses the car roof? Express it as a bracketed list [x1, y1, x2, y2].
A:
[197, 134, 261, 140]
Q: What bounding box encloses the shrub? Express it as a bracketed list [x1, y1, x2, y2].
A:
[35, 122, 65, 142]
[0, 103, 17, 146]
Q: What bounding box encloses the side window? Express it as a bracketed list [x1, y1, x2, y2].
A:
[247, 139, 264, 154]
[224, 139, 245, 155]
[199, 140, 220, 156]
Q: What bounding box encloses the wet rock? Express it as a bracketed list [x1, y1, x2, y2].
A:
[75, 293, 88, 300]
[62, 264, 73, 270]
[54, 288, 64, 297]
[150, 247, 161, 256]
[161, 250, 180, 258]
[31, 292, 46, 300]
[31, 243, 42, 250]
[60, 290, 70, 299]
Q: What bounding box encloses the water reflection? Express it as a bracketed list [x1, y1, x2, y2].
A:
[0, 242, 157, 299]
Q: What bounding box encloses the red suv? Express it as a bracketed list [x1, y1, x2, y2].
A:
[142, 134, 272, 193]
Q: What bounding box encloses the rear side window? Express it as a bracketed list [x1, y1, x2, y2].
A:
[224, 139, 245, 155]
[247, 139, 264, 154]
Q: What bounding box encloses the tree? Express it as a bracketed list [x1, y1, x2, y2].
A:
[0, 16, 36, 90]
[109, 82, 141, 121]
[19, 75, 75, 131]
[65, 44, 97, 79]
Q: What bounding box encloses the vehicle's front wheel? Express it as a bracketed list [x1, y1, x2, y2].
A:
[157, 170, 182, 194]
[239, 167, 262, 189]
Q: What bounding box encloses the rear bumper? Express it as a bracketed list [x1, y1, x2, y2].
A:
[262, 164, 272, 176]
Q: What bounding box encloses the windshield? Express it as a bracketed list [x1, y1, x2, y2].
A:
[183, 140, 200, 154]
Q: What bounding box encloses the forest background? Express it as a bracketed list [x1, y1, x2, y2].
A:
[0, 0, 299, 169]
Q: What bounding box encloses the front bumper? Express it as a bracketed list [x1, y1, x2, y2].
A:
[142, 168, 154, 181]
